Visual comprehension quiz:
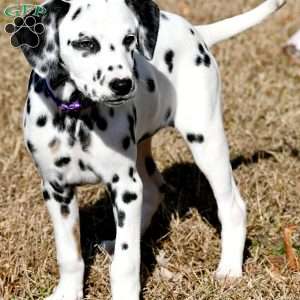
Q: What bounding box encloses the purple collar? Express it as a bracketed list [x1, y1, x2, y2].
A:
[44, 80, 92, 113]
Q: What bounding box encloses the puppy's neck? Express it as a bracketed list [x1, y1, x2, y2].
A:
[41, 75, 93, 112]
[52, 81, 77, 103]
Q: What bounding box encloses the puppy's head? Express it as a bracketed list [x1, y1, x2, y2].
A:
[16, 0, 160, 105]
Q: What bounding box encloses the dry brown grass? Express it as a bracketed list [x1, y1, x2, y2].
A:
[0, 0, 300, 299]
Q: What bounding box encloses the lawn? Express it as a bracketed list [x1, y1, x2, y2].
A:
[0, 0, 299, 299]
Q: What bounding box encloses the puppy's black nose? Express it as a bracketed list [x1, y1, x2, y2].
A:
[109, 78, 133, 96]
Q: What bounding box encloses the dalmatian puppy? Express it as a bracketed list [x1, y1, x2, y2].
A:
[14, 0, 285, 299]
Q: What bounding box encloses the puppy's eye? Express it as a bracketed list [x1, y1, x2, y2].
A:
[71, 38, 100, 52]
[122, 35, 136, 47]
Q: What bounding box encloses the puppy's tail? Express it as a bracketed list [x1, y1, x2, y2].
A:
[196, 0, 286, 48]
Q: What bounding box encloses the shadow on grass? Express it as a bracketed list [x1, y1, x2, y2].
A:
[79, 149, 280, 296]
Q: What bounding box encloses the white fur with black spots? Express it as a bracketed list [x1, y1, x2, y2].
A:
[16, 0, 286, 299]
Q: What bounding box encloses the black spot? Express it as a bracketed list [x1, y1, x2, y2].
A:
[96, 115, 107, 131]
[91, 108, 108, 131]
[41, 65, 48, 73]
[161, 12, 169, 20]
[55, 32, 59, 46]
[132, 106, 137, 123]
[165, 50, 174, 73]
[61, 204, 70, 216]
[108, 66, 113, 71]
[53, 113, 66, 132]
[78, 159, 86, 171]
[122, 243, 129, 250]
[110, 44, 115, 51]
[195, 43, 211, 67]
[27, 140, 36, 153]
[128, 115, 136, 144]
[146, 78, 155, 92]
[46, 42, 55, 52]
[165, 107, 172, 121]
[50, 181, 64, 194]
[111, 189, 117, 205]
[122, 35, 135, 51]
[129, 167, 136, 182]
[34, 75, 45, 94]
[133, 61, 139, 79]
[72, 7, 81, 20]
[186, 134, 204, 143]
[145, 156, 156, 176]
[190, 28, 195, 35]
[64, 190, 74, 204]
[67, 119, 77, 147]
[55, 157, 71, 167]
[78, 123, 91, 152]
[198, 43, 205, 54]
[36, 115, 47, 127]
[112, 174, 119, 183]
[57, 173, 63, 181]
[129, 167, 134, 178]
[53, 193, 64, 203]
[204, 54, 211, 67]
[196, 56, 202, 66]
[43, 190, 50, 201]
[122, 136, 131, 150]
[67, 40, 71, 45]
[123, 192, 138, 204]
[118, 210, 125, 227]
[96, 69, 102, 80]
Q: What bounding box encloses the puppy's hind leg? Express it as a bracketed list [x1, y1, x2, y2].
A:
[137, 138, 167, 235]
[42, 181, 84, 300]
[175, 76, 246, 279]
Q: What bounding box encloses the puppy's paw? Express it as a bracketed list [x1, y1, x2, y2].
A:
[45, 287, 83, 300]
[214, 264, 242, 281]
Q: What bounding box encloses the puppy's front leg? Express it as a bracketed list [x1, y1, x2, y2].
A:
[42, 181, 84, 300]
[108, 168, 143, 300]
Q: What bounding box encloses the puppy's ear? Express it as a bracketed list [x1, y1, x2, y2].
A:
[14, 0, 70, 85]
[126, 0, 160, 60]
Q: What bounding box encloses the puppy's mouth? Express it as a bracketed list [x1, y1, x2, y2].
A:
[103, 96, 133, 107]
[76, 84, 136, 106]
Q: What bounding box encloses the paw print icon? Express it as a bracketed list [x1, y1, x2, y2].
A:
[4, 16, 45, 48]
